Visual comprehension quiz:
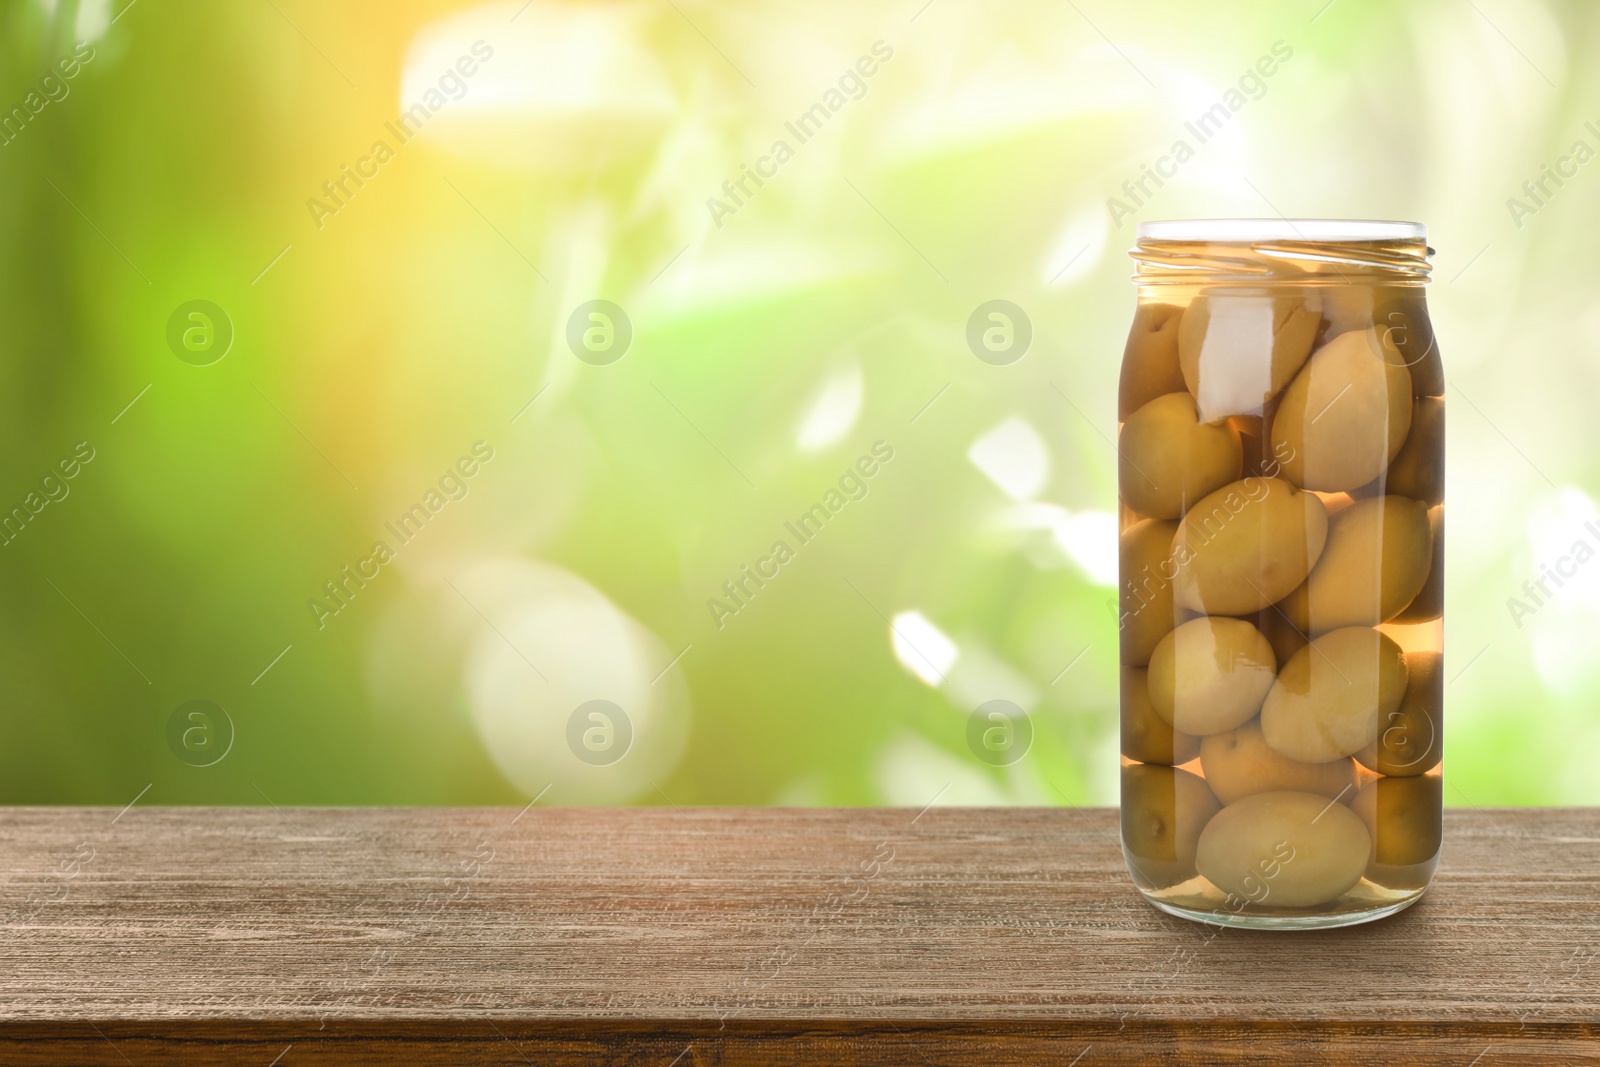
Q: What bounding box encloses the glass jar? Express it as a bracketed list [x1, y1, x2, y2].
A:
[1117, 219, 1442, 930]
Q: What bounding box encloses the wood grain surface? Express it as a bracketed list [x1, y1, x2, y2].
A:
[1, 806, 1596, 1064]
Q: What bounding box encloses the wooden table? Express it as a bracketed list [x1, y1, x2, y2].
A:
[1, 807, 1595, 1064]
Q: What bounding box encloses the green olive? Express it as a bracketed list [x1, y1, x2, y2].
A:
[1374, 396, 1444, 505]
[1356, 651, 1442, 776]
[1200, 721, 1357, 807]
[1279, 495, 1433, 633]
[1122, 666, 1201, 765]
[1373, 294, 1443, 398]
[1195, 790, 1372, 908]
[1119, 302, 1188, 419]
[1122, 762, 1221, 889]
[1352, 774, 1442, 867]
[1270, 329, 1414, 492]
[1259, 626, 1409, 763]
[1391, 506, 1443, 624]
[1171, 477, 1329, 616]
[1178, 292, 1321, 423]
[1119, 393, 1243, 520]
[1120, 518, 1180, 666]
[1147, 617, 1277, 736]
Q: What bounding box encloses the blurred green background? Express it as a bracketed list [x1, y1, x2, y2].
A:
[1, 0, 1595, 807]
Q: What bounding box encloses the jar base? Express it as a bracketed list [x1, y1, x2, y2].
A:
[1141, 888, 1425, 930]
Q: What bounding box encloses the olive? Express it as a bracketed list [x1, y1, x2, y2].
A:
[1391, 506, 1443, 625]
[1147, 617, 1277, 736]
[1372, 293, 1443, 398]
[1120, 518, 1181, 666]
[1171, 477, 1329, 616]
[1123, 666, 1202, 765]
[1119, 302, 1188, 419]
[1279, 495, 1433, 633]
[1270, 329, 1414, 492]
[1259, 626, 1409, 763]
[1355, 651, 1442, 776]
[1200, 721, 1358, 807]
[1196, 790, 1371, 908]
[1122, 762, 1221, 889]
[1371, 396, 1444, 505]
[1119, 393, 1243, 520]
[1352, 774, 1443, 867]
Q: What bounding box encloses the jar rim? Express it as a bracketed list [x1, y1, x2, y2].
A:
[1136, 218, 1426, 242]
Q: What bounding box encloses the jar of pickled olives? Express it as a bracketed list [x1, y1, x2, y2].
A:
[1118, 220, 1442, 929]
